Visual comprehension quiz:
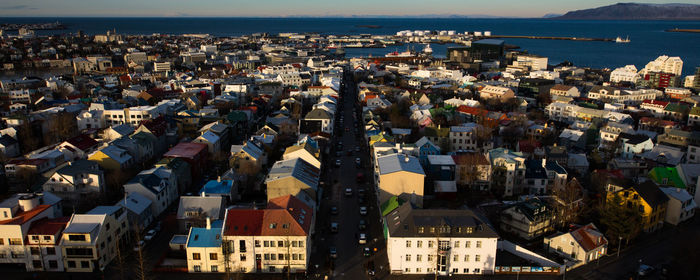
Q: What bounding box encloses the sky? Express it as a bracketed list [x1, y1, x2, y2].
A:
[0, 0, 692, 17]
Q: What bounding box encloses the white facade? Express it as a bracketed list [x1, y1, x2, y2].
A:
[660, 187, 696, 226]
[609, 65, 639, 83]
[514, 55, 548, 71]
[77, 110, 106, 131]
[640, 55, 683, 76]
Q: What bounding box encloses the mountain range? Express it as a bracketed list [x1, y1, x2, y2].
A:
[554, 3, 700, 20]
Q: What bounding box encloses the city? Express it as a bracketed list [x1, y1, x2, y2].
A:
[0, 2, 699, 280]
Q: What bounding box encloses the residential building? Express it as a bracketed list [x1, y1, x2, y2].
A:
[376, 154, 426, 208]
[639, 55, 683, 77]
[265, 158, 320, 204]
[619, 133, 654, 159]
[427, 155, 457, 199]
[659, 187, 696, 226]
[177, 194, 225, 233]
[60, 211, 127, 272]
[479, 85, 514, 102]
[452, 152, 491, 191]
[549, 85, 580, 98]
[25, 217, 70, 271]
[543, 223, 607, 266]
[605, 181, 668, 232]
[123, 166, 178, 217]
[88, 145, 134, 171]
[282, 142, 321, 169]
[385, 203, 499, 276]
[42, 160, 105, 205]
[487, 148, 526, 197]
[609, 65, 639, 83]
[230, 141, 266, 176]
[186, 219, 224, 273]
[500, 198, 554, 240]
[117, 192, 153, 231]
[219, 195, 313, 273]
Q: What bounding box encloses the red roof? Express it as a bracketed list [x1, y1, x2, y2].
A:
[7, 158, 48, 166]
[518, 139, 542, 153]
[0, 205, 51, 225]
[139, 116, 167, 137]
[27, 216, 70, 236]
[223, 209, 264, 236]
[267, 195, 313, 235]
[570, 224, 607, 252]
[642, 99, 669, 107]
[65, 134, 98, 151]
[164, 142, 207, 158]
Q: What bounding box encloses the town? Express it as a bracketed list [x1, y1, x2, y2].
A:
[0, 27, 698, 280]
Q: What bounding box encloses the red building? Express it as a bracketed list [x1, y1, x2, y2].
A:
[163, 142, 208, 180]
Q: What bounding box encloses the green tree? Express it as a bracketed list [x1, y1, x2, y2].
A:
[598, 194, 642, 246]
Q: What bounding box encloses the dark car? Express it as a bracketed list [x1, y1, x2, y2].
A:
[358, 219, 367, 230]
[331, 206, 339, 215]
[363, 247, 371, 257]
[366, 260, 375, 275]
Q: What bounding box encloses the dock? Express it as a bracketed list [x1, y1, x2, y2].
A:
[484, 35, 616, 42]
[665, 29, 700, 33]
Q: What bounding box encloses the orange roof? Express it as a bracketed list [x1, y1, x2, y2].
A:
[571, 224, 607, 252]
[223, 195, 313, 237]
[0, 205, 51, 225]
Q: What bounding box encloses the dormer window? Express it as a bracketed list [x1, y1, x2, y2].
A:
[417, 227, 424, 234]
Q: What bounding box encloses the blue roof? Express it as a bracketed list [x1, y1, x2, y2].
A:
[187, 227, 222, 248]
[200, 180, 234, 195]
[474, 39, 504, 46]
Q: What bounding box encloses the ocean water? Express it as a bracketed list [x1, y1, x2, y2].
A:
[1, 17, 699, 75]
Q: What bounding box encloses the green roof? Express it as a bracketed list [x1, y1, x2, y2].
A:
[649, 167, 686, 189]
[690, 106, 700, 116]
[423, 127, 450, 138]
[381, 196, 404, 216]
[664, 103, 689, 113]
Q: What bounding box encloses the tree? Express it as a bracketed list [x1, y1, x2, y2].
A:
[133, 227, 151, 280]
[551, 178, 584, 230]
[598, 194, 643, 246]
[112, 236, 127, 280]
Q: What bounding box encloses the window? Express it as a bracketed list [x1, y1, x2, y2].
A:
[46, 247, 56, 255]
[255, 240, 261, 247]
[269, 266, 276, 272]
[30, 247, 40, 255]
[417, 241, 423, 248]
[454, 241, 460, 248]
[9, 238, 22, 245]
[428, 255, 434, 262]
[209, 253, 218, 260]
[406, 240, 411, 248]
[298, 254, 304, 260]
[194, 265, 201, 272]
[31, 236, 39, 241]
[240, 240, 246, 252]
[49, 260, 58, 269]
[240, 254, 246, 261]
[278, 254, 284, 260]
[192, 253, 201, 260]
[67, 261, 76, 268]
[428, 241, 434, 248]
[291, 241, 297, 247]
[43, 236, 51, 241]
[416, 268, 422, 273]
[264, 254, 270, 260]
[476, 241, 482, 248]
[405, 254, 411, 261]
[68, 235, 86, 241]
[211, 265, 218, 272]
[474, 268, 480, 273]
[264, 241, 269, 247]
[453, 254, 459, 262]
[0, 239, 3, 245]
[270, 241, 276, 247]
[464, 255, 469, 262]
[452, 268, 459, 273]
[271, 254, 277, 260]
[465, 241, 471, 248]
[475, 255, 481, 262]
[80, 261, 89, 268]
[292, 254, 298, 260]
[464, 268, 469, 273]
[416, 254, 422, 262]
[405, 268, 411, 273]
[278, 241, 284, 247]
[33, 260, 42, 268]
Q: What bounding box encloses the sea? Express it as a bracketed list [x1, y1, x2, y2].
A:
[1, 17, 699, 76]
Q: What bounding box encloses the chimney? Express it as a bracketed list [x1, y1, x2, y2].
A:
[404, 155, 410, 163]
[201, 191, 206, 197]
[217, 176, 221, 182]
[206, 217, 211, 230]
[542, 158, 546, 167]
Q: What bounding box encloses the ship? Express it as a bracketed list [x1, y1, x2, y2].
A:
[327, 43, 339, 49]
[345, 42, 364, 48]
[423, 44, 433, 54]
[615, 36, 630, 43]
[385, 50, 415, 57]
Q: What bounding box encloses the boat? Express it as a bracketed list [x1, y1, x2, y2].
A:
[345, 43, 364, 48]
[615, 36, 630, 43]
[423, 44, 433, 54]
[327, 43, 339, 49]
[385, 50, 415, 57]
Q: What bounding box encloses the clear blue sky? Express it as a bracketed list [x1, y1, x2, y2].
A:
[0, 0, 691, 17]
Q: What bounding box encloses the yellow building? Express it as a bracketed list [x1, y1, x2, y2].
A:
[87, 145, 133, 171]
[605, 181, 668, 232]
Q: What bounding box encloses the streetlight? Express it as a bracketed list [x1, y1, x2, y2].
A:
[616, 236, 622, 258]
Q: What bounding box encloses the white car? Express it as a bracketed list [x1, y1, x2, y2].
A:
[133, 240, 145, 252]
[144, 229, 157, 241]
[359, 206, 367, 215]
[345, 188, 353, 196]
[359, 233, 367, 244]
[335, 159, 341, 167]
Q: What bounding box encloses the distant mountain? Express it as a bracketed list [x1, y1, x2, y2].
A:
[555, 3, 700, 20]
[542, 13, 563, 18]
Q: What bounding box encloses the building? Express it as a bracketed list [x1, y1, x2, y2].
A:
[500, 198, 554, 240]
[619, 133, 654, 159]
[88, 145, 134, 171]
[427, 155, 457, 199]
[25, 217, 70, 271]
[0, 193, 62, 271]
[265, 158, 320, 204]
[605, 181, 668, 232]
[60, 211, 128, 272]
[230, 141, 266, 176]
[639, 55, 683, 77]
[376, 154, 426, 208]
[587, 86, 659, 105]
[543, 223, 607, 266]
[479, 85, 514, 102]
[185, 219, 224, 273]
[659, 187, 696, 226]
[177, 194, 225, 233]
[117, 192, 153, 231]
[163, 142, 208, 180]
[42, 160, 105, 205]
[282, 142, 321, 169]
[609, 65, 639, 83]
[123, 166, 178, 217]
[452, 152, 491, 191]
[219, 195, 313, 273]
[384, 203, 499, 276]
[513, 54, 548, 71]
[549, 85, 580, 97]
[487, 148, 526, 197]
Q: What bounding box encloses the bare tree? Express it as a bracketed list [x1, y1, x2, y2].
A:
[551, 178, 584, 230]
[112, 235, 127, 280]
[133, 226, 151, 280]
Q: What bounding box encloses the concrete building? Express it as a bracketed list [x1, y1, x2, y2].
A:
[500, 198, 554, 240]
[640, 55, 683, 77]
[609, 65, 639, 83]
[487, 148, 526, 197]
[376, 154, 426, 208]
[385, 203, 499, 276]
[660, 187, 696, 226]
[543, 223, 607, 266]
[265, 158, 320, 204]
[60, 209, 128, 272]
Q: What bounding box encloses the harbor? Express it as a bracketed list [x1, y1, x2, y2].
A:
[486, 34, 624, 42]
[665, 28, 700, 33]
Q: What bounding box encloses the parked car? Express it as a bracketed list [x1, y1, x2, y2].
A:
[359, 219, 367, 230]
[363, 247, 371, 257]
[355, 157, 361, 166]
[133, 240, 145, 252]
[144, 230, 157, 241]
[335, 159, 341, 167]
[359, 233, 367, 244]
[331, 206, 339, 215]
[359, 206, 367, 215]
[366, 260, 375, 275]
[638, 264, 655, 276]
[330, 222, 339, 233]
[330, 247, 337, 259]
[345, 188, 353, 196]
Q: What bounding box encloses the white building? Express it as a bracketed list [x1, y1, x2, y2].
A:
[660, 187, 696, 226]
[543, 223, 607, 266]
[76, 110, 106, 131]
[609, 65, 640, 83]
[385, 204, 499, 276]
[487, 148, 526, 197]
[513, 55, 548, 71]
[60, 210, 128, 272]
[640, 55, 683, 77]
